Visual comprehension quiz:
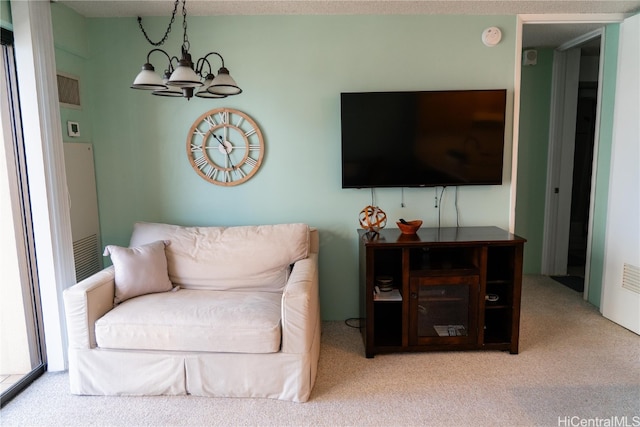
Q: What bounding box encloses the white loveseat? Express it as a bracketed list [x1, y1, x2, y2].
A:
[63, 222, 320, 402]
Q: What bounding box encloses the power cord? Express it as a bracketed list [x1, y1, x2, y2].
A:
[438, 186, 447, 228]
[344, 318, 363, 329]
[455, 186, 460, 227]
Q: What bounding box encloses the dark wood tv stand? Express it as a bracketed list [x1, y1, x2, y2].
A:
[358, 226, 526, 358]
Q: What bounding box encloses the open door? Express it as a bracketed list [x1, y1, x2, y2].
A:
[600, 13, 640, 335]
[541, 47, 582, 277]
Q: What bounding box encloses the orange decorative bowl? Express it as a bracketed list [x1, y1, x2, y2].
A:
[396, 220, 422, 234]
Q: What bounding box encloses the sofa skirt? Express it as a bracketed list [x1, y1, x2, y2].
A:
[67, 314, 321, 403]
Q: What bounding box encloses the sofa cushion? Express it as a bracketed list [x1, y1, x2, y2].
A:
[128, 222, 309, 292]
[95, 289, 282, 353]
[103, 240, 173, 304]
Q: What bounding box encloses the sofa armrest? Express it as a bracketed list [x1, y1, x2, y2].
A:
[281, 253, 319, 354]
[63, 266, 116, 349]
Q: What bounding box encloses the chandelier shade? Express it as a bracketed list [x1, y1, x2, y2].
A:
[167, 59, 204, 88]
[131, 63, 167, 90]
[132, 0, 242, 100]
[207, 67, 242, 96]
[196, 74, 227, 98]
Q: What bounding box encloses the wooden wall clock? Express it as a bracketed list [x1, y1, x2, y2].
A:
[186, 108, 264, 186]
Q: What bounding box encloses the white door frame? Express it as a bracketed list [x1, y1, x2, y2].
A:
[513, 14, 626, 302]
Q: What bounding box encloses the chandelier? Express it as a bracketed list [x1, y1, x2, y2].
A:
[131, 0, 242, 100]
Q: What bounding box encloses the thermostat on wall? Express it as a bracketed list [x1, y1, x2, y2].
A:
[482, 27, 502, 47]
[67, 121, 80, 137]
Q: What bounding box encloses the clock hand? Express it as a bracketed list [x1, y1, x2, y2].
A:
[211, 133, 235, 169]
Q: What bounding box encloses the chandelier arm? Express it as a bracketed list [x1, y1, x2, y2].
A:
[195, 57, 214, 77]
[137, 0, 180, 47]
[201, 52, 226, 68]
[145, 48, 175, 69]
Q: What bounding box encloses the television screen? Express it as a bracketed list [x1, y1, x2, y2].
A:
[341, 90, 507, 188]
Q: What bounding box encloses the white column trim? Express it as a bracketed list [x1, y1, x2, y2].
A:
[509, 16, 525, 234]
[11, 0, 75, 371]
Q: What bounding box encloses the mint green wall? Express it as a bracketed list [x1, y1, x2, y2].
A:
[587, 24, 619, 308]
[61, 13, 517, 321]
[515, 48, 554, 274]
[51, 3, 92, 145]
[0, 0, 11, 30]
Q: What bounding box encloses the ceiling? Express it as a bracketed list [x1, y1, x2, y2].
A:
[522, 22, 609, 50]
[57, 0, 640, 49]
[56, 0, 640, 17]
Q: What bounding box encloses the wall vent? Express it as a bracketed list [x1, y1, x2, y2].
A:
[622, 263, 640, 294]
[73, 234, 101, 282]
[57, 73, 81, 108]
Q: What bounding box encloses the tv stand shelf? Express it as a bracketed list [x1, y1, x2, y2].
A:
[358, 226, 526, 358]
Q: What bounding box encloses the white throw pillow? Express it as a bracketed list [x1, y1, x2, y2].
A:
[103, 240, 173, 304]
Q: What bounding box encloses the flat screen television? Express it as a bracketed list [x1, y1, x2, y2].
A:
[341, 89, 507, 188]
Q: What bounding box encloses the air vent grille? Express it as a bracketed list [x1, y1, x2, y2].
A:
[73, 234, 101, 282]
[57, 74, 81, 107]
[622, 263, 640, 294]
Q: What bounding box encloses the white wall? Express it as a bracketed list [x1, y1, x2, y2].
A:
[601, 13, 640, 334]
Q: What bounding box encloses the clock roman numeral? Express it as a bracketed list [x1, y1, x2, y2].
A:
[218, 111, 229, 124]
[249, 144, 261, 151]
[244, 157, 258, 168]
[235, 117, 244, 127]
[193, 128, 206, 138]
[204, 115, 217, 129]
[244, 128, 256, 138]
[194, 156, 208, 170]
[190, 143, 203, 152]
[234, 167, 246, 178]
[205, 166, 217, 180]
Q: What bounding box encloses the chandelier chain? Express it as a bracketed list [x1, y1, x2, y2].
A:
[137, 0, 180, 47]
[181, 0, 189, 50]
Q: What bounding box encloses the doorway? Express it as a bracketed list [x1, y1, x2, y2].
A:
[517, 18, 618, 301]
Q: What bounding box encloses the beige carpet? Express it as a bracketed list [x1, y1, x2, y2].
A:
[1, 275, 639, 426]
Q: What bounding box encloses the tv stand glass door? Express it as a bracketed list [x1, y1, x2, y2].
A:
[409, 275, 479, 346]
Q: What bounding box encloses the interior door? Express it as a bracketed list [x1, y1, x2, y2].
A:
[600, 14, 640, 335]
[541, 47, 581, 276]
